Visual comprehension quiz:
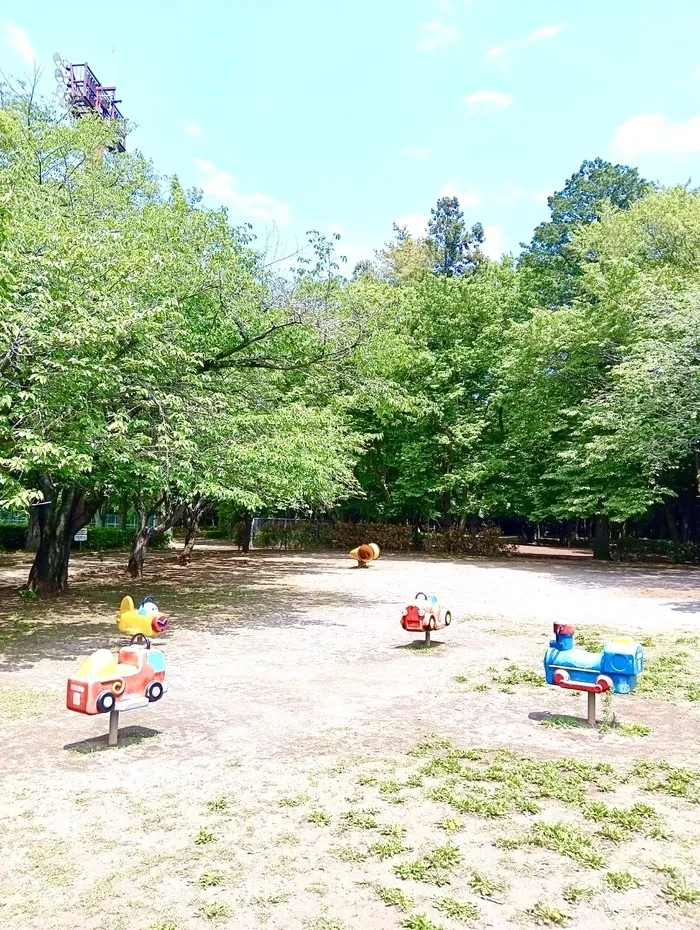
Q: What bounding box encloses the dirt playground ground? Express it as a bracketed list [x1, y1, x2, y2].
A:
[1, 543, 700, 930]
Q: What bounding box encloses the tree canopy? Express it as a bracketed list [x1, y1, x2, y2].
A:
[2, 89, 699, 592]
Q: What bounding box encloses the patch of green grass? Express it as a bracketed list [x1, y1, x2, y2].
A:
[198, 902, 232, 921]
[380, 780, 403, 795]
[194, 827, 216, 845]
[357, 775, 377, 786]
[406, 774, 424, 788]
[279, 792, 309, 808]
[581, 800, 661, 836]
[492, 664, 543, 688]
[436, 897, 479, 921]
[0, 687, 53, 721]
[527, 902, 569, 925]
[438, 817, 463, 833]
[472, 683, 490, 692]
[600, 721, 652, 737]
[369, 839, 408, 860]
[307, 883, 328, 896]
[562, 884, 594, 905]
[596, 824, 625, 843]
[574, 630, 606, 652]
[632, 760, 700, 803]
[252, 892, 293, 908]
[372, 884, 413, 911]
[393, 844, 461, 886]
[328, 844, 367, 863]
[661, 879, 700, 904]
[307, 810, 332, 826]
[637, 652, 700, 703]
[648, 861, 680, 879]
[604, 871, 640, 891]
[408, 736, 455, 758]
[205, 796, 229, 812]
[402, 915, 445, 930]
[26, 840, 78, 886]
[468, 871, 507, 898]
[147, 922, 178, 930]
[500, 822, 605, 869]
[304, 918, 347, 930]
[341, 809, 378, 829]
[454, 675, 468, 684]
[276, 831, 301, 845]
[380, 823, 407, 840]
[541, 715, 584, 729]
[198, 873, 222, 888]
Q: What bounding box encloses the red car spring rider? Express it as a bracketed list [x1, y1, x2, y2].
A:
[401, 592, 452, 645]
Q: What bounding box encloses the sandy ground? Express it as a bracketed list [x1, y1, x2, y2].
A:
[1, 545, 699, 930]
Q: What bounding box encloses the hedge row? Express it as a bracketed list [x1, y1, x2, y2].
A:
[615, 536, 700, 564]
[423, 524, 514, 557]
[0, 524, 28, 551]
[72, 527, 173, 550]
[253, 521, 332, 551]
[330, 521, 414, 552]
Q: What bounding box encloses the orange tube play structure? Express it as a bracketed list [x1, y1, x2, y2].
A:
[349, 543, 380, 567]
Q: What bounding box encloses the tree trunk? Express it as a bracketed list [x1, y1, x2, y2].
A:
[242, 512, 253, 553]
[127, 528, 150, 578]
[127, 493, 184, 578]
[25, 509, 41, 551]
[179, 498, 208, 565]
[27, 479, 103, 595]
[663, 499, 680, 542]
[592, 514, 611, 560]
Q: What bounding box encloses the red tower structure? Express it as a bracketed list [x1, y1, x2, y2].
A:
[54, 53, 126, 152]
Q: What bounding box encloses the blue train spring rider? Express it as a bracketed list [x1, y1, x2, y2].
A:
[544, 623, 644, 725]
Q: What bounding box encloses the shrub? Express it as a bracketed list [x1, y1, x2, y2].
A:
[423, 524, 513, 558]
[330, 522, 413, 551]
[71, 527, 172, 551]
[615, 537, 700, 564]
[253, 521, 331, 550]
[0, 524, 28, 551]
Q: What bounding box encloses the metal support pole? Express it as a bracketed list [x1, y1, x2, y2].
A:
[108, 709, 119, 746]
[425, 628, 431, 647]
[587, 692, 596, 726]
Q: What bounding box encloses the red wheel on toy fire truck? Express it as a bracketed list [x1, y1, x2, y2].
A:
[146, 681, 164, 702]
[96, 690, 116, 713]
[444, 611, 452, 626]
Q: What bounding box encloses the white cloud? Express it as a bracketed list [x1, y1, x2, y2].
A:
[417, 20, 460, 52]
[500, 186, 524, 204]
[486, 22, 565, 64]
[184, 122, 204, 137]
[528, 23, 565, 42]
[394, 214, 429, 238]
[193, 157, 292, 226]
[612, 113, 700, 157]
[3, 22, 37, 66]
[482, 225, 504, 260]
[402, 145, 432, 160]
[464, 90, 514, 116]
[533, 191, 550, 203]
[438, 0, 454, 10]
[440, 180, 481, 208]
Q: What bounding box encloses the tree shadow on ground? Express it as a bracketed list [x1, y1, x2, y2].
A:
[63, 724, 161, 754]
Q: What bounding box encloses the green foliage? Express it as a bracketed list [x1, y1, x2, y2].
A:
[527, 902, 569, 926]
[372, 884, 413, 911]
[435, 897, 479, 922]
[423, 525, 512, 557]
[604, 870, 640, 891]
[330, 522, 413, 551]
[427, 195, 485, 277]
[0, 523, 27, 550]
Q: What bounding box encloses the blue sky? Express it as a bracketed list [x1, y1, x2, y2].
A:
[2, 0, 700, 271]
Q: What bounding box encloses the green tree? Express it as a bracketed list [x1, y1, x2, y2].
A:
[519, 157, 653, 305]
[426, 197, 485, 277]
